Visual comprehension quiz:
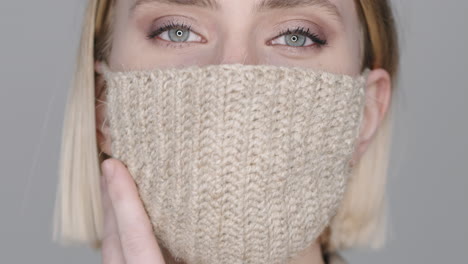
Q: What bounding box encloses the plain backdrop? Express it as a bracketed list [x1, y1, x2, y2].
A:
[0, 0, 467, 263]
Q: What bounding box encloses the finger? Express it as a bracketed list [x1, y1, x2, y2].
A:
[102, 158, 166, 264]
[100, 171, 125, 264]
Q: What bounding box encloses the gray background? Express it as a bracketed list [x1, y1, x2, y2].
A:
[0, 0, 466, 263]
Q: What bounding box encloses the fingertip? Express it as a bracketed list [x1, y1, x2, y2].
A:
[102, 158, 116, 179]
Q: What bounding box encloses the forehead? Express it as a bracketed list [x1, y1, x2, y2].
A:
[123, 0, 360, 31]
[128, 0, 354, 16]
[125, 0, 360, 28]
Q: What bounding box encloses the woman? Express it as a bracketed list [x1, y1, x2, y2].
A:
[54, 0, 399, 263]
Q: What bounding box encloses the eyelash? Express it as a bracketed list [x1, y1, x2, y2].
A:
[275, 27, 327, 47]
[146, 22, 328, 49]
[147, 21, 193, 40]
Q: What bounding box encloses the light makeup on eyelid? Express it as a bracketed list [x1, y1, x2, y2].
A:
[145, 19, 328, 52]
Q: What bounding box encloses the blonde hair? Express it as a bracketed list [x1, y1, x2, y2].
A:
[54, 0, 399, 252]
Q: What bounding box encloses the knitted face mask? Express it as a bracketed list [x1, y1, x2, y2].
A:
[102, 64, 367, 264]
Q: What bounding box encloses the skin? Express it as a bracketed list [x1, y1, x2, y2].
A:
[95, 0, 392, 263]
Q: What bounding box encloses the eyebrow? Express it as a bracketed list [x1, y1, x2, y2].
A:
[132, 0, 341, 19]
[132, 0, 220, 11]
[256, 0, 340, 18]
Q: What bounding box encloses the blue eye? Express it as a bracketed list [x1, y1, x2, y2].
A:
[168, 28, 190, 42]
[270, 27, 327, 48]
[284, 34, 308, 47]
[147, 22, 203, 43]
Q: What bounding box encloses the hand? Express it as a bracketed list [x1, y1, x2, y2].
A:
[100, 158, 166, 264]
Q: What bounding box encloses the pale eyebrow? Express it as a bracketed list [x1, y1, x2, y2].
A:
[256, 0, 341, 19]
[131, 0, 220, 12]
[131, 0, 341, 20]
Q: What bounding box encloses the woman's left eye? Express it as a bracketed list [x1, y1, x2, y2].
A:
[271, 34, 313, 47]
[269, 28, 327, 48]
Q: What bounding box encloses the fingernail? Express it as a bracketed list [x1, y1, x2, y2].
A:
[102, 159, 115, 183]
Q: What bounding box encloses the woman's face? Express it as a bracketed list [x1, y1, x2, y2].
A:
[108, 0, 363, 75]
[97, 0, 392, 171]
[95, 2, 392, 261]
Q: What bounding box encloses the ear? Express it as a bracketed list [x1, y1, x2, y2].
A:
[350, 69, 392, 166]
[95, 60, 113, 157]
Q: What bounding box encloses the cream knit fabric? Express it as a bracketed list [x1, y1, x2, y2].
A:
[102, 64, 367, 264]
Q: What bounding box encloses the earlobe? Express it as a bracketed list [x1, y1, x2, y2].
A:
[95, 60, 105, 75]
[95, 60, 113, 156]
[352, 68, 392, 165]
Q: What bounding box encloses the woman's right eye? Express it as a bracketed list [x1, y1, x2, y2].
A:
[159, 27, 203, 42]
[147, 23, 203, 43]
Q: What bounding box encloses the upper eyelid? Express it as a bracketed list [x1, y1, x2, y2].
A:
[154, 21, 193, 33]
[149, 20, 206, 39]
[153, 23, 317, 38]
[276, 28, 308, 38]
[149, 16, 326, 37]
[149, 21, 326, 46]
[149, 22, 201, 39]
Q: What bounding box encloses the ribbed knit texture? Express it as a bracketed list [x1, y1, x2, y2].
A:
[102, 64, 367, 264]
